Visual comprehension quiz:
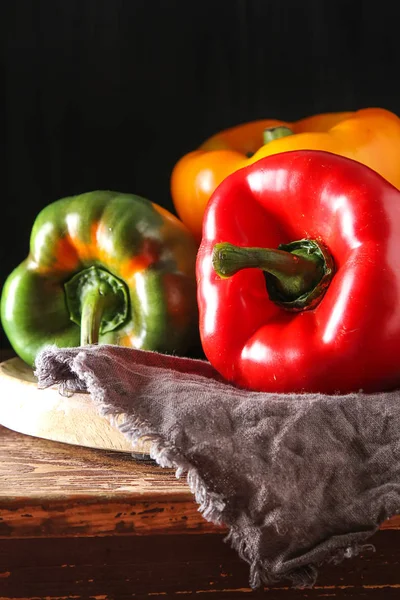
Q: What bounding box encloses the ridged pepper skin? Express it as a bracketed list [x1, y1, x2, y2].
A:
[196, 150, 400, 395]
[1, 191, 199, 366]
[172, 108, 400, 241]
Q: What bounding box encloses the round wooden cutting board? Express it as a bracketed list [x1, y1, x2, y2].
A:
[0, 357, 151, 454]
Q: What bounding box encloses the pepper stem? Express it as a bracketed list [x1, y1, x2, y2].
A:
[263, 126, 294, 145]
[80, 283, 112, 345]
[64, 266, 129, 346]
[212, 240, 334, 311]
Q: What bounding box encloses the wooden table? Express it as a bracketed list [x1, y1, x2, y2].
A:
[0, 425, 399, 599]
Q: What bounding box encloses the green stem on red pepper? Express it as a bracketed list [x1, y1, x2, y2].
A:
[212, 239, 335, 311]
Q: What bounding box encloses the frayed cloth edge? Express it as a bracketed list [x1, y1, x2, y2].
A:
[35, 347, 398, 591]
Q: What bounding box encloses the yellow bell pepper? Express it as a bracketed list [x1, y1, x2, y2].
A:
[171, 108, 400, 241]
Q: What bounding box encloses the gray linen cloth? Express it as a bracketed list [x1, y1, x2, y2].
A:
[35, 344, 400, 589]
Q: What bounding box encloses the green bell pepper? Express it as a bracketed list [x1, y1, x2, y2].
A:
[1, 191, 199, 366]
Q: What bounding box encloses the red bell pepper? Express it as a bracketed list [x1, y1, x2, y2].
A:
[196, 150, 400, 394]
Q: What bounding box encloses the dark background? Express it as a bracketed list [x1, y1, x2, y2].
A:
[2, 0, 400, 350]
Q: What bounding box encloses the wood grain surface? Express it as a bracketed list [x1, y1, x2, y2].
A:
[0, 425, 219, 538]
[1, 424, 399, 536]
[1, 531, 399, 598]
[1, 425, 400, 598]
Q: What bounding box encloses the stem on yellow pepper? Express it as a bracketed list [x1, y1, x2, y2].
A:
[263, 126, 294, 145]
[246, 126, 294, 158]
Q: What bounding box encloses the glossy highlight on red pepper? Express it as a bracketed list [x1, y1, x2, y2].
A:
[196, 150, 400, 394]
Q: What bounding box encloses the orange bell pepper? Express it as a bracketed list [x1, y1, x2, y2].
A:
[171, 108, 400, 241]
